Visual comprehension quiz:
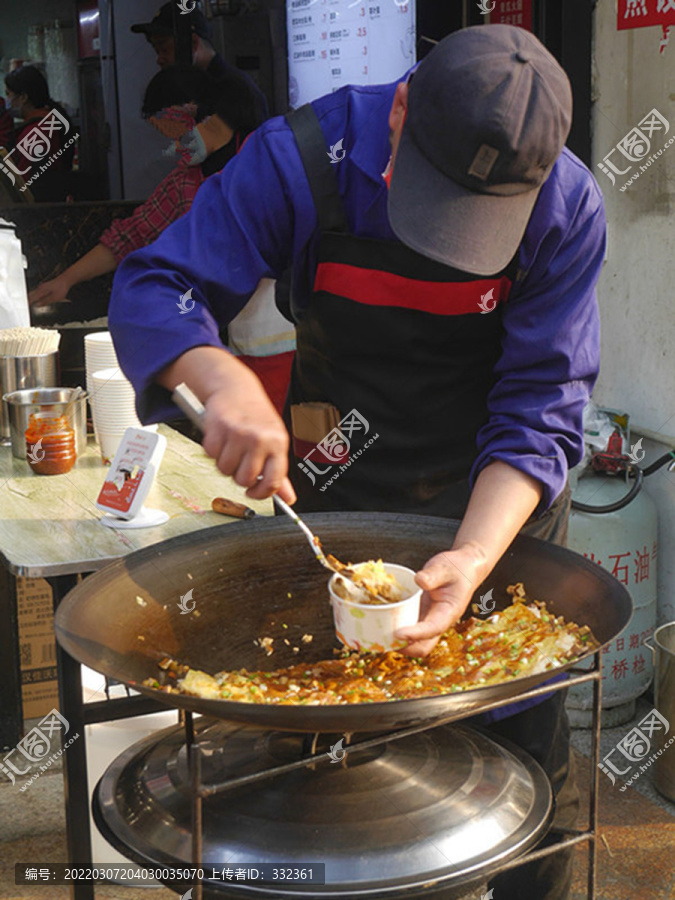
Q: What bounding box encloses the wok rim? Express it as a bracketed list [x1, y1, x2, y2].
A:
[55, 512, 633, 732]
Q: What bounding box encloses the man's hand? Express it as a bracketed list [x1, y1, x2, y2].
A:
[158, 346, 296, 503]
[29, 274, 72, 307]
[396, 461, 544, 657]
[201, 384, 295, 502]
[396, 542, 489, 657]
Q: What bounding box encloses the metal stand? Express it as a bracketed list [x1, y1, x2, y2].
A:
[51, 574, 174, 900]
[182, 653, 603, 899]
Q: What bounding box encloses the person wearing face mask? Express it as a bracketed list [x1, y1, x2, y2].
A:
[29, 65, 259, 310]
[3, 65, 75, 201]
[29, 64, 294, 412]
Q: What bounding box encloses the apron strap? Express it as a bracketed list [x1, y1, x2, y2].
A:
[285, 104, 348, 233]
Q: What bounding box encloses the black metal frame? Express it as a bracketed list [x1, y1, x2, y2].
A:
[537, 0, 594, 166]
[51, 574, 170, 900]
[0, 566, 22, 751]
[174, 655, 604, 900]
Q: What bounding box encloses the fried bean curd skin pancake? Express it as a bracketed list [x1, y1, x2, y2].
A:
[145, 583, 599, 705]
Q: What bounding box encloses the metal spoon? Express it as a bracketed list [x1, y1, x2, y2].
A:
[59, 385, 86, 437]
[271, 495, 391, 605]
[171, 383, 389, 603]
[62, 385, 85, 420]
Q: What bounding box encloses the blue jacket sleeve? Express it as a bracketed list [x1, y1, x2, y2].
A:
[107, 119, 317, 423]
[470, 152, 606, 512]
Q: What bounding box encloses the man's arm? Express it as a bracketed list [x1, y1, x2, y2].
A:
[30, 167, 201, 307]
[397, 461, 541, 657]
[399, 156, 605, 657]
[471, 154, 606, 513]
[157, 345, 295, 502]
[108, 119, 318, 424]
[99, 165, 200, 263]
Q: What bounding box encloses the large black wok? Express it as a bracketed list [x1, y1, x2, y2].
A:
[55, 512, 632, 733]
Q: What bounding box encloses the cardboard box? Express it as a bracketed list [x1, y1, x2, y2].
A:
[16, 576, 59, 720]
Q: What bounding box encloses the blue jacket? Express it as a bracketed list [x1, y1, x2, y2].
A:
[109, 77, 605, 514]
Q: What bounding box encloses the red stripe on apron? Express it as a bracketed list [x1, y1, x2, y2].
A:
[314, 262, 511, 316]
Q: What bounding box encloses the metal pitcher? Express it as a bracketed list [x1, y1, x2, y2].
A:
[646, 622, 675, 801]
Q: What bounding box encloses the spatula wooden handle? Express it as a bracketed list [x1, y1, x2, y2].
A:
[211, 497, 256, 519]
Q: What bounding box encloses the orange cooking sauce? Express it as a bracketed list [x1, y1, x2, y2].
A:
[25, 414, 76, 476]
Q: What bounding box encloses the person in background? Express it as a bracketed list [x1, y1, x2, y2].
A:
[0, 93, 33, 202]
[29, 65, 256, 310]
[131, 2, 268, 123]
[0, 97, 13, 149]
[29, 64, 293, 412]
[3, 66, 74, 202]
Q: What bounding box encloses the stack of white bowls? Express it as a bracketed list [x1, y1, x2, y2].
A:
[90, 368, 142, 463]
[89, 366, 142, 463]
[84, 332, 119, 420]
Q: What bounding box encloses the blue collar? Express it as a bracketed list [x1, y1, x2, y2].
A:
[348, 81, 399, 187]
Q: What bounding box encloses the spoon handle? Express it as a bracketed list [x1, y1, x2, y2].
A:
[172, 383, 370, 587]
[172, 382, 205, 428]
[272, 494, 331, 569]
[63, 385, 86, 420]
[173, 384, 326, 562]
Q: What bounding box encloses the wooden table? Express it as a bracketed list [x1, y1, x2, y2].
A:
[0, 423, 271, 577]
[0, 425, 271, 899]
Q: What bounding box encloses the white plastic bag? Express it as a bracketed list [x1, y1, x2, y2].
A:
[0, 218, 30, 329]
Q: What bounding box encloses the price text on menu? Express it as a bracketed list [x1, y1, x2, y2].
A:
[287, 0, 416, 107]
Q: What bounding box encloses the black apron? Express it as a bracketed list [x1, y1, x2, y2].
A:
[283, 105, 517, 517]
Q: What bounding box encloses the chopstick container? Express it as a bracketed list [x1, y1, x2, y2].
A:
[647, 622, 675, 802]
[0, 351, 58, 442]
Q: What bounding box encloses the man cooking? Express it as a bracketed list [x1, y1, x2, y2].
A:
[109, 25, 605, 900]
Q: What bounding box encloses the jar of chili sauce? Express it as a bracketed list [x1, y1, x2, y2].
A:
[25, 413, 76, 476]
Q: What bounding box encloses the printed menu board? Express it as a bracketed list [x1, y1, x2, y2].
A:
[287, 0, 416, 107]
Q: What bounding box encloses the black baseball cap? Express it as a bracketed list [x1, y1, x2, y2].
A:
[388, 25, 572, 276]
[131, 2, 212, 42]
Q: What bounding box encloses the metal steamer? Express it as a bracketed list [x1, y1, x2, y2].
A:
[54, 513, 633, 900]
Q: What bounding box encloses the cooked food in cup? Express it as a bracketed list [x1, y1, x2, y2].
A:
[329, 561, 421, 652]
[331, 558, 408, 605]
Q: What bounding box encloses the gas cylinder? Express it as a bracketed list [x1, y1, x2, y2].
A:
[567, 470, 658, 727]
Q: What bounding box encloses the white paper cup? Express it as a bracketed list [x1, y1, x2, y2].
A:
[97, 425, 159, 464]
[97, 430, 126, 465]
[84, 332, 117, 364]
[329, 563, 421, 653]
[85, 333, 118, 403]
[84, 332, 114, 348]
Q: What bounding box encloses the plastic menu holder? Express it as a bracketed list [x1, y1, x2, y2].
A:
[96, 427, 169, 529]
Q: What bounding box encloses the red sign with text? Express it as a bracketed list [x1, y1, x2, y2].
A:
[490, 0, 533, 31]
[617, 0, 675, 30]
